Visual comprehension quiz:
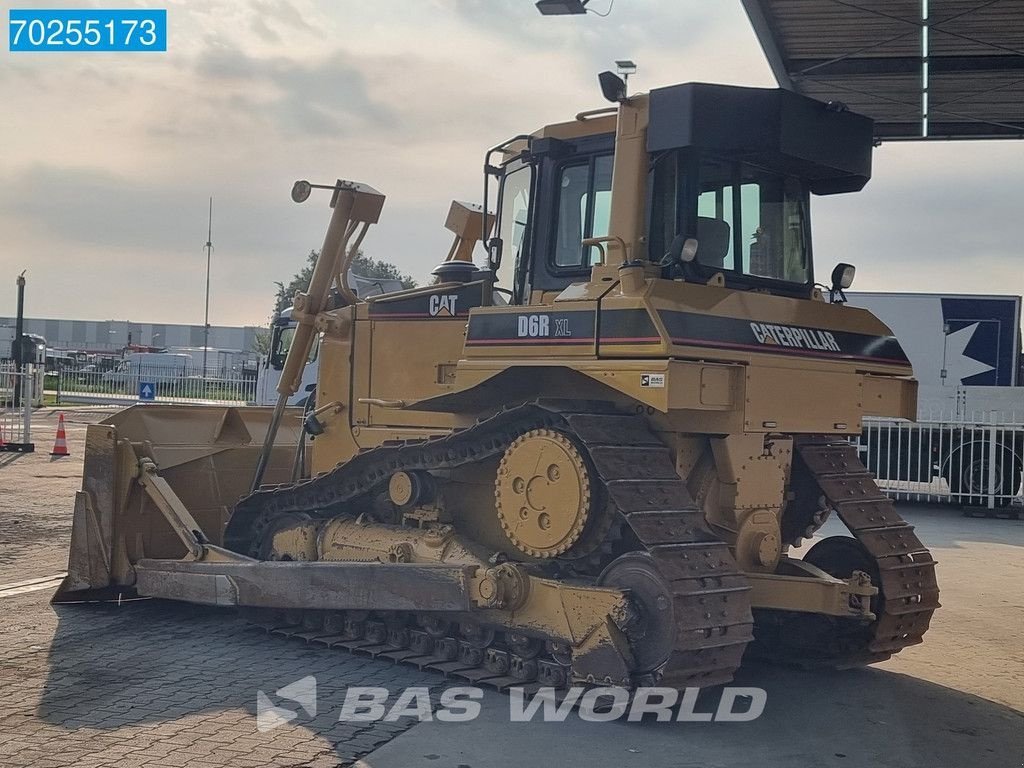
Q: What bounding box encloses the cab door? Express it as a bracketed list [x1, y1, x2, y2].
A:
[528, 133, 615, 297]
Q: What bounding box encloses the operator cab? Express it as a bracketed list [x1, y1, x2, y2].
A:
[486, 81, 873, 303]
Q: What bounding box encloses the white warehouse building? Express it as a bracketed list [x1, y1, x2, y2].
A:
[0, 316, 263, 356]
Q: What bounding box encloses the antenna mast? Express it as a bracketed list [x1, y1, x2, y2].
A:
[203, 196, 213, 383]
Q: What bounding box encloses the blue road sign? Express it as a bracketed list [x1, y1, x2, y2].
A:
[138, 381, 156, 401]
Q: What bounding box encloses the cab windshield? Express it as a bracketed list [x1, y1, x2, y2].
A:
[652, 152, 812, 289]
[270, 324, 319, 370]
[698, 159, 809, 283]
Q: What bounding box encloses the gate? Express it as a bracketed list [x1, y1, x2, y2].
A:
[0, 365, 34, 452]
[858, 415, 1024, 510]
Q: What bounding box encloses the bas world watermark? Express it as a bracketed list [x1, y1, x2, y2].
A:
[256, 678, 766, 729]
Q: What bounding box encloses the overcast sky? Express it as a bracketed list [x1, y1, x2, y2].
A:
[1, 0, 1022, 328]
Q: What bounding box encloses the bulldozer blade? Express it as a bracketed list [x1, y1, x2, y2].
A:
[133, 559, 476, 612]
[53, 404, 303, 603]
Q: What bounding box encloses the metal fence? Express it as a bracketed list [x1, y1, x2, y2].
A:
[858, 414, 1024, 510]
[0, 360, 44, 407]
[55, 364, 256, 406]
[0, 366, 34, 452]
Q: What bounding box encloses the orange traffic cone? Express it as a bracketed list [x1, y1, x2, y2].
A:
[50, 413, 70, 457]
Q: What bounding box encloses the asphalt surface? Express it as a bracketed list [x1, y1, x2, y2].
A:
[0, 408, 1020, 768]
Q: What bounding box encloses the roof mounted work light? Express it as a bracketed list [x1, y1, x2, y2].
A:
[535, 0, 588, 14]
[598, 70, 627, 103]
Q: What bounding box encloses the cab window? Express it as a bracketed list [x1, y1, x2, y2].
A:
[270, 325, 319, 370]
[695, 158, 810, 285]
[552, 154, 613, 271]
[495, 163, 533, 297]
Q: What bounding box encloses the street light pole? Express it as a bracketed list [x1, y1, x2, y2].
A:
[203, 197, 213, 381]
[12, 272, 25, 407]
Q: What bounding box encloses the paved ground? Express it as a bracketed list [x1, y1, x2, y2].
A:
[0, 408, 1021, 768]
[1, 597, 440, 768]
[0, 408, 111, 584]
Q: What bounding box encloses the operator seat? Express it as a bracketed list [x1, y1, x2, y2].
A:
[696, 216, 731, 270]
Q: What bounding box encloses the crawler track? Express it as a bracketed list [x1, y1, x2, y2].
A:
[226, 401, 754, 690]
[753, 439, 940, 664]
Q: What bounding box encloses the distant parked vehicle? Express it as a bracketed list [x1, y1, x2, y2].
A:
[166, 346, 255, 375]
[0, 329, 46, 365]
[256, 308, 320, 407]
[255, 273, 405, 406]
[0, 330, 45, 406]
[103, 353, 191, 384]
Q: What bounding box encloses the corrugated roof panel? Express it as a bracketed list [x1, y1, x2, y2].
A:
[929, 1, 1024, 55]
[772, 0, 920, 59]
[744, 0, 1024, 140]
[798, 73, 924, 120]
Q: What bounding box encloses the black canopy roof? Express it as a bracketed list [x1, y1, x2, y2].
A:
[647, 82, 874, 194]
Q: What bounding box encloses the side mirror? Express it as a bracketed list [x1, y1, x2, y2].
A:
[680, 237, 699, 263]
[487, 237, 503, 270]
[291, 180, 312, 204]
[304, 412, 325, 436]
[831, 262, 856, 291]
[664, 235, 699, 265]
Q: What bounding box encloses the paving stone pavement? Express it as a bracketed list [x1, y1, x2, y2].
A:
[3, 414, 1022, 768]
[0, 593, 443, 767]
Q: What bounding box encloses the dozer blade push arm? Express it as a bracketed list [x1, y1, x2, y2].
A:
[136, 460, 251, 564]
[250, 180, 385, 492]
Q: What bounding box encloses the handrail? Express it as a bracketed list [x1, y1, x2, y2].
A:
[581, 235, 629, 265]
[575, 107, 618, 121]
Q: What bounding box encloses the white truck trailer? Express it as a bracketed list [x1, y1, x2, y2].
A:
[845, 292, 1023, 508]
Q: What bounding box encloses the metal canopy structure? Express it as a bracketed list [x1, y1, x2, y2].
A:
[742, 0, 1024, 140]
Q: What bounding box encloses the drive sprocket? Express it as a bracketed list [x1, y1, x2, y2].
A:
[495, 428, 592, 559]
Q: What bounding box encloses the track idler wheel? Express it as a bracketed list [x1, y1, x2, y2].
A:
[460, 623, 495, 649]
[507, 632, 542, 660]
[545, 640, 572, 667]
[419, 615, 451, 638]
[804, 536, 883, 615]
[754, 536, 881, 663]
[598, 552, 676, 676]
[484, 648, 510, 675]
[509, 654, 539, 682]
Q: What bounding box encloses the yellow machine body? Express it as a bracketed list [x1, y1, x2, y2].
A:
[57, 81, 938, 690]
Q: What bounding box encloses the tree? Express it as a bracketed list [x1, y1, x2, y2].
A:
[274, 250, 417, 314]
[251, 327, 271, 356]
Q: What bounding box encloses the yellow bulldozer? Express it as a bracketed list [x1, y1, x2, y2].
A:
[55, 75, 938, 690]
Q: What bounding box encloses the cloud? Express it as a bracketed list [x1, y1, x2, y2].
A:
[0, 160, 459, 326]
[0, 162, 324, 326]
[250, 0, 314, 33]
[193, 46, 393, 136]
[0, 0, 1022, 328]
[813, 142, 1024, 294]
[0, 164, 287, 254]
